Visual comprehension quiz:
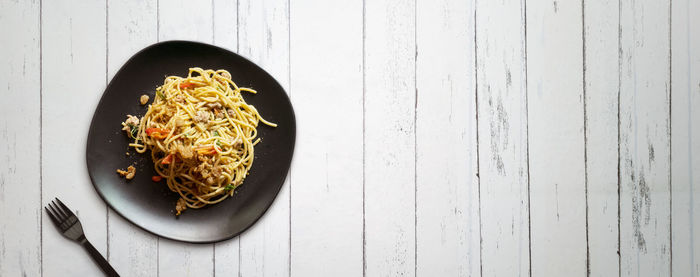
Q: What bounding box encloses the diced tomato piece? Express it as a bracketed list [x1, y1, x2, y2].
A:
[196, 146, 217, 155]
[145, 128, 169, 136]
[145, 128, 170, 139]
[161, 154, 174, 164]
[179, 82, 195, 89]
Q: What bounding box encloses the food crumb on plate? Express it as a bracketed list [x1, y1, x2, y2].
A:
[116, 165, 136, 180]
[140, 94, 149, 105]
[175, 198, 187, 215]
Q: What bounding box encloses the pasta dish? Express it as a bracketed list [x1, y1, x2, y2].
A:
[121, 67, 276, 215]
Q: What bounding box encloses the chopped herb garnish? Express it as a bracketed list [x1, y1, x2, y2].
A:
[156, 88, 165, 100]
[216, 139, 222, 149]
[128, 124, 138, 138]
[224, 184, 235, 192]
[212, 130, 220, 137]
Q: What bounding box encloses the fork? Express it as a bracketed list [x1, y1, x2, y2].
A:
[45, 198, 120, 277]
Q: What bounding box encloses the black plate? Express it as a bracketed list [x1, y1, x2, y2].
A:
[86, 41, 295, 243]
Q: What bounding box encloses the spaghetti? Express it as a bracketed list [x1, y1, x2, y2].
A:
[121, 67, 276, 215]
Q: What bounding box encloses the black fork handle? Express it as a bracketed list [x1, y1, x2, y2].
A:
[81, 239, 120, 277]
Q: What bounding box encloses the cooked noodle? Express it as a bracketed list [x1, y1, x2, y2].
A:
[122, 67, 276, 215]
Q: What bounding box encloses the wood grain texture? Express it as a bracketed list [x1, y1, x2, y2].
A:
[106, 1, 159, 276]
[157, 1, 215, 276]
[619, 0, 672, 275]
[0, 0, 41, 276]
[475, 0, 529, 275]
[214, 237, 240, 277]
[583, 0, 621, 275]
[158, 0, 214, 43]
[213, 0, 238, 51]
[235, 0, 291, 276]
[526, 0, 587, 275]
[212, 0, 241, 276]
[289, 0, 363, 275]
[672, 0, 700, 275]
[158, 242, 213, 277]
[4, 1, 700, 275]
[415, 0, 480, 275]
[41, 0, 108, 276]
[364, 0, 416, 275]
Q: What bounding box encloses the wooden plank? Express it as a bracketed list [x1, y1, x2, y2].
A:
[619, 0, 671, 275]
[158, 0, 214, 43]
[364, 0, 415, 275]
[106, 1, 159, 276]
[233, 0, 291, 276]
[415, 0, 480, 275]
[0, 0, 41, 276]
[214, 238, 239, 277]
[211, 0, 241, 276]
[475, 0, 529, 275]
[213, 0, 238, 51]
[289, 0, 363, 275]
[583, 0, 620, 275]
[157, 1, 215, 276]
[41, 0, 108, 275]
[526, 0, 587, 275]
[671, 0, 700, 275]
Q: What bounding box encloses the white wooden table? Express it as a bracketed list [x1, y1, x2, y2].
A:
[1, 0, 699, 276]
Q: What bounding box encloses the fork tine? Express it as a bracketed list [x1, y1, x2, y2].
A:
[55, 198, 76, 218]
[48, 202, 66, 222]
[51, 200, 68, 220]
[45, 206, 61, 226]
